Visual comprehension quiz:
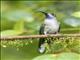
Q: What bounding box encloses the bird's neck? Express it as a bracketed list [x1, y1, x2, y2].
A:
[46, 17, 56, 20]
[46, 16, 53, 19]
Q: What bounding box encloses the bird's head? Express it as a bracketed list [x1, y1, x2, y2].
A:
[39, 11, 55, 19]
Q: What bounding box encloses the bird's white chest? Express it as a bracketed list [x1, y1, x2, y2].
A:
[44, 19, 59, 33]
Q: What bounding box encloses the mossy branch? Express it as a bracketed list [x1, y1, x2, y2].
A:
[1, 34, 80, 40]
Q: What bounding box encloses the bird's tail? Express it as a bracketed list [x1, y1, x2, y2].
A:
[38, 38, 45, 48]
[38, 38, 46, 53]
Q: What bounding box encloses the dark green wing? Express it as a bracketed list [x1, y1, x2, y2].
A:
[39, 24, 45, 34]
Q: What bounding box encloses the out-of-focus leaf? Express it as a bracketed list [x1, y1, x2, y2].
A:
[1, 19, 14, 31]
[33, 53, 79, 60]
[1, 30, 23, 37]
[13, 20, 25, 32]
[32, 54, 56, 60]
[64, 18, 80, 27]
[57, 53, 79, 60]
[1, 20, 25, 37]
[72, 11, 80, 18]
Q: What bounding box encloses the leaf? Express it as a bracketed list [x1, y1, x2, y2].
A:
[13, 20, 25, 32]
[1, 19, 14, 31]
[32, 54, 56, 60]
[33, 53, 79, 60]
[1, 30, 22, 37]
[72, 11, 80, 18]
[57, 53, 80, 60]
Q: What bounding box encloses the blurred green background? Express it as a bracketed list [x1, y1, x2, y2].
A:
[1, 1, 80, 60]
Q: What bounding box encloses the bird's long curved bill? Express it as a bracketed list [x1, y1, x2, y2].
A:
[38, 11, 47, 15]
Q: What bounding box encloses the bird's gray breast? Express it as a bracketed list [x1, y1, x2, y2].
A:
[44, 19, 59, 34]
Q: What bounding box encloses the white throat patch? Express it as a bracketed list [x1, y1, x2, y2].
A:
[48, 13, 54, 18]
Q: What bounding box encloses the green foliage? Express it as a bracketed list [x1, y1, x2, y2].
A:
[13, 20, 25, 32]
[42, 37, 80, 54]
[67, 38, 80, 53]
[50, 41, 65, 53]
[1, 19, 14, 31]
[1, 19, 25, 36]
[1, 30, 22, 36]
[1, 40, 29, 48]
[1, 1, 80, 60]
[1, 37, 80, 54]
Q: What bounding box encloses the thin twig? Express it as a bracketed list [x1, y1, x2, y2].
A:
[1, 34, 80, 40]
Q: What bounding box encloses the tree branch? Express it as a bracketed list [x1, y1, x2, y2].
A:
[1, 34, 80, 40]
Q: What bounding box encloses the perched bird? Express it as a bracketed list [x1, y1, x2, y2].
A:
[38, 11, 60, 53]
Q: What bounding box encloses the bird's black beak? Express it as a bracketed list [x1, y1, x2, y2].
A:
[39, 11, 47, 14]
[38, 11, 48, 17]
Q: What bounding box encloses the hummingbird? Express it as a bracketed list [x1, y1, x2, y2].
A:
[38, 11, 60, 53]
